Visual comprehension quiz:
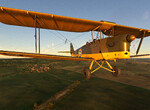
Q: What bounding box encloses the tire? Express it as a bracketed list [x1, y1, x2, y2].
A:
[112, 66, 121, 77]
[83, 67, 91, 80]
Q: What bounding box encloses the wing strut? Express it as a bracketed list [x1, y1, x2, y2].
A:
[34, 16, 37, 53]
[38, 28, 40, 54]
[136, 31, 145, 55]
[34, 16, 41, 54]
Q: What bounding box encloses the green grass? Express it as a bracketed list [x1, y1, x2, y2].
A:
[52, 77, 150, 110]
[0, 59, 83, 110]
[0, 72, 82, 110]
[0, 58, 150, 110]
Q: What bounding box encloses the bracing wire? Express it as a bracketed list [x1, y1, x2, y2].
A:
[55, 30, 72, 43]
[47, 30, 65, 41]
[46, 30, 90, 51]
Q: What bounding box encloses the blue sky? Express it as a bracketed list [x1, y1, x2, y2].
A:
[0, 0, 150, 56]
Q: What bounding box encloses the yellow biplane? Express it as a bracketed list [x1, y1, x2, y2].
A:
[0, 7, 150, 79]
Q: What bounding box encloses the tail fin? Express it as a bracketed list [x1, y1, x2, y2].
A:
[70, 43, 74, 54]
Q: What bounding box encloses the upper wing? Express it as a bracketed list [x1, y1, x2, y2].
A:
[0, 7, 150, 38]
[0, 7, 113, 32]
[0, 50, 92, 61]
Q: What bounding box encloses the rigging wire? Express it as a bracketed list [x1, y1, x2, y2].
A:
[55, 30, 72, 43]
[47, 30, 65, 41]
[53, 32, 89, 50]
[46, 29, 90, 52]
[70, 32, 89, 41]
[46, 30, 70, 48]
[68, 32, 90, 48]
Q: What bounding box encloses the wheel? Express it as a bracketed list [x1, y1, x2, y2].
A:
[83, 67, 91, 80]
[112, 66, 120, 77]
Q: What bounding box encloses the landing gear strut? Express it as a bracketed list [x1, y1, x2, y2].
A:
[83, 59, 120, 79]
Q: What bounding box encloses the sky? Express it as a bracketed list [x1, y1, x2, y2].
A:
[0, 0, 150, 57]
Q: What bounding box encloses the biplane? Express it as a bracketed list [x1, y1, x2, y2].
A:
[0, 7, 150, 79]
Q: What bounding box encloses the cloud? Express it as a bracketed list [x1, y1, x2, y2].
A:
[142, 11, 149, 20]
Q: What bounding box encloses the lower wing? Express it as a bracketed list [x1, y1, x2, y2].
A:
[130, 54, 150, 58]
[0, 50, 93, 61]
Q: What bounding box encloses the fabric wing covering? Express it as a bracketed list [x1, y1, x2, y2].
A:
[0, 50, 93, 61]
[0, 7, 150, 38]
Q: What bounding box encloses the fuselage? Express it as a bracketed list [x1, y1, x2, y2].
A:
[72, 34, 134, 60]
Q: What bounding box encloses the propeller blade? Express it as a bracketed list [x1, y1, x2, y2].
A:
[136, 37, 144, 55]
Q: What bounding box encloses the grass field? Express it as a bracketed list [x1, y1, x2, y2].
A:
[0, 58, 150, 110]
[52, 78, 150, 110]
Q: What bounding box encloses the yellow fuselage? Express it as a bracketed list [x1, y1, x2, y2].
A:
[72, 34, 132, 60]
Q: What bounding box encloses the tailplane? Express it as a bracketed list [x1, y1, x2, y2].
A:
[58, 43, 74, 55]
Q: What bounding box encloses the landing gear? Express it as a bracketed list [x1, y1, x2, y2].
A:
[112, 66, 120, 77]
[83, 60, 121, 79]
[83, 67, 91, 80]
